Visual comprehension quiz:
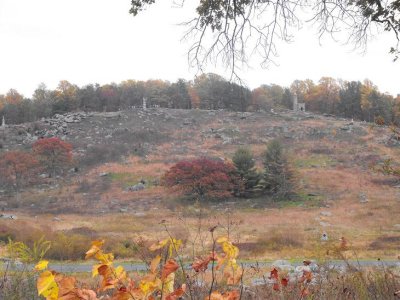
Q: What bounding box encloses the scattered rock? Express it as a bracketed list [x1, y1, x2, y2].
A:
[359, 192, 368, 203]
[0, 214, 17, 220]
[99, 172, 109, 177]
[251, 278, 268, 286]
[134, 212, 146, 217]
[319, 221, 331, 227]
[295, 265, 311, 273]
[320, 211, 332, 217]
[271, 260, 293, 270]
[128, 182, 145, 192]
[53, 217, 61, 222]
[64, 117, 75, 123]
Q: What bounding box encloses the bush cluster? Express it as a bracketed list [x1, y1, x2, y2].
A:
[0, 137, 73, 195]
[163, 139, 294, 201]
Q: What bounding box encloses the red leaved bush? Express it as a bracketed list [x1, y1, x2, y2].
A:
[32, 137, 73, 177]
[162, 157, 239, 200]
[0, 150, 39, 192]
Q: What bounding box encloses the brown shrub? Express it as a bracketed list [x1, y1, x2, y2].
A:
[375, 116, 385, 126]
[241, 229, 304, 255]
[79, 143, 130, 167]
[369, 235, 400, 250]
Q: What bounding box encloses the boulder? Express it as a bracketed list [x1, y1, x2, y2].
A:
[359, 192, 368, 203]
[128, 182, 145, 192]
[0, 214, 17, 220]
[271, 260, 293, 271]
[320, 211, 332, 217]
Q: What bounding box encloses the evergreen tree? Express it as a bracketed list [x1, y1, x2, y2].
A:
[263, 140, 293, 198]
[232, 147, 260, 196]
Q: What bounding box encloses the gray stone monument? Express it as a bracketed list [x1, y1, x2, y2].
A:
[142, 97, 147, 110]
[1, 116, 5, 128]
[293, 93, 298, 111]
[292, 93, 306, 112]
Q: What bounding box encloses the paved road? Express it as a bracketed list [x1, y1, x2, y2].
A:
[4, 260, 399, 273]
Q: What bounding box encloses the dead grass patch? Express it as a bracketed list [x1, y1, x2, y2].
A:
[369, 235, 400, 250]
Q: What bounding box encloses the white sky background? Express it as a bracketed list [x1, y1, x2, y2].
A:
[0, 0, 398, 97]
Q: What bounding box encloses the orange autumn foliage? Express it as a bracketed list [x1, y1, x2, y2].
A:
[0, 150, 39, 191]
[33, 137, 73, 177]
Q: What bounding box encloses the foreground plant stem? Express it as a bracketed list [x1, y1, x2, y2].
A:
[164, 224, 194, 300]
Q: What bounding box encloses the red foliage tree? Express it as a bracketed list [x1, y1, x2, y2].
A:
[162, 157, 238, 200]
[32, 137, 73, 177]
[0, 151, 39, 197]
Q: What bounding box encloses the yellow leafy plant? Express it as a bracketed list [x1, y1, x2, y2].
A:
[35, 238, 186, 300]
[34, 232, 243, 300]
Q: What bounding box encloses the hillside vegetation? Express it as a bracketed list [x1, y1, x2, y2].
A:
[0, 107, 400, 261]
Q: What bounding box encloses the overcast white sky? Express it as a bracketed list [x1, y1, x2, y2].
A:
[0, 0, 399, 97]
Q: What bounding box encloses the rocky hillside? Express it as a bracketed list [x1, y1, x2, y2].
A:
[0, 107, 399, 214]
[1, 107, 400, 260]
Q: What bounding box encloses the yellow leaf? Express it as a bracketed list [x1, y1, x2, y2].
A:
[216, 237, 228, 243]
[149, 238, 169, 251]
[37, 271, 59, 300]
[221, 241, 239, 259]
[163, 272, 175, 295]
[114, 265, 127, 281]
[95, 252, 114, 264]
[168, 239, 182, 258]
[34, 260, 49, 271]
[150, 255, 161, 274]
[85, 240, 105, 260]
[227, 259, 239, 270]
[139, 277, 161, 296]
[92, 264, 101, 277]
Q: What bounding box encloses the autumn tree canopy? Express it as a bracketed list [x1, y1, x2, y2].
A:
[162, 157, 238, 200]
[0, 151, 39, 194]
[130, 0, 400, 76]
[32, 138, 73, 178]
[0, 75, 398, 126]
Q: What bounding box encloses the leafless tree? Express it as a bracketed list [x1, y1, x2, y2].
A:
[130, 0, 400, 78]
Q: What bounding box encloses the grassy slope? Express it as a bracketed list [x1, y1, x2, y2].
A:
[1, 108, 399, 260]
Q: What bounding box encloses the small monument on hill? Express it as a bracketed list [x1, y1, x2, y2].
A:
[0, 116, 5, 128]
[292, 93, 306, 112]
[142, 97, 147, 110]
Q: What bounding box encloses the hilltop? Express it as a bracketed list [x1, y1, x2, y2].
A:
[0, 108, 399, 260]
